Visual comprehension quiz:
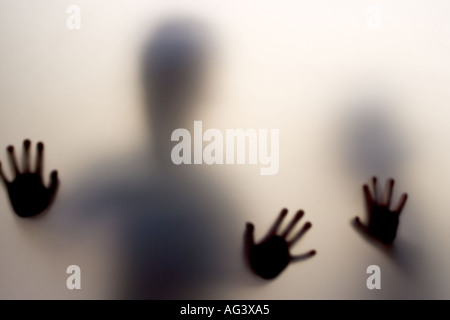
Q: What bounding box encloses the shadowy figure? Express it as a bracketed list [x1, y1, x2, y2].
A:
[0, 139, 58, 217]
[58, 19, 235, 299]
[244, 209, 316, 279]
[353, 177, 408, 245]
[338, 93, 408, 179]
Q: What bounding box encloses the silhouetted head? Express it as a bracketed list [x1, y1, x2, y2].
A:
[341, 95, 405, 177]
[142, 19, 213, 127]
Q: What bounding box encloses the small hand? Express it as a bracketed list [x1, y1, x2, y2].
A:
[244, 208, 316, 279]
[0, 140, 59, 217]
[354, 177, 408, 245]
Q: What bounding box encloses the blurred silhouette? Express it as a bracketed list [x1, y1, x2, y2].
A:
[61, 18, 234, 299]
[0, 139, 58, 217]
[353, 177, 408, 245]
[338, 92, 435, 298]
[340, 94, 407, 178]
[244, 208, 316, 279]
[143, 19, 213, 166]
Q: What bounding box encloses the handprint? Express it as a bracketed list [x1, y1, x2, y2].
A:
[353, 177, 408, 245]
[0, 140, 59, 217]
[244, 208, 316, 279]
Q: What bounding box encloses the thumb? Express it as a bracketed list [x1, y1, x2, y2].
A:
[48, 170, 59, 195]
[0, 161, 10, 186]
[244, 222, 255, 253]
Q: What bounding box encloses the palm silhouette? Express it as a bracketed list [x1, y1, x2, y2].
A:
[0, 140, 59, 217]
[244, 208, 316, 279]
[354, 177, 408, 245]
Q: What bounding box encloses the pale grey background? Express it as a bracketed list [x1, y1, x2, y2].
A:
[0, 0, 449, 299]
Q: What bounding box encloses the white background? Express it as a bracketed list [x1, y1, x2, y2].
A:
[0, 0, 449, 299]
